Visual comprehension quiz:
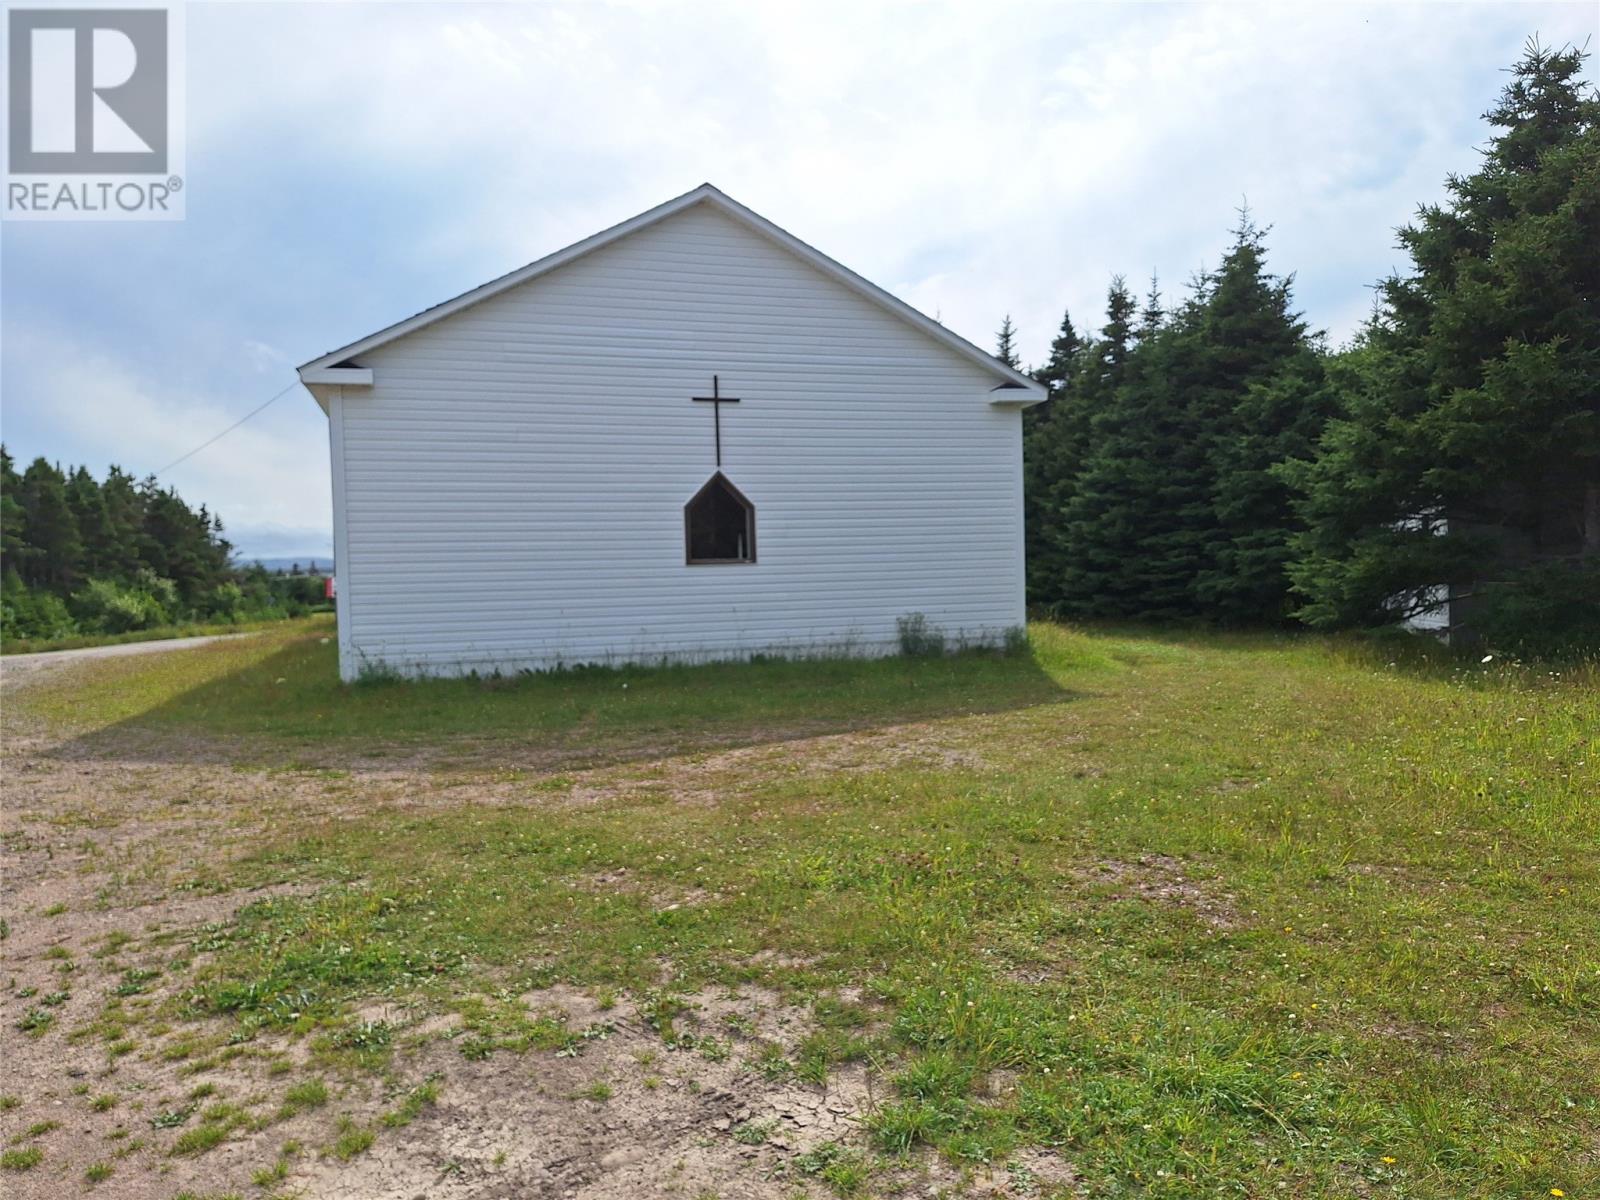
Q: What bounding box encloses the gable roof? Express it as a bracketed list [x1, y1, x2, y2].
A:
[297, 183, 1045, 401]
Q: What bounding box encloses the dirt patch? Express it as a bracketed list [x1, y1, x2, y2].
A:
[563, 868, 719, 913]
[0, 964, 1067, 1200]
[1084, 854, 1241, 930]
[0, 663, 1075, 1197]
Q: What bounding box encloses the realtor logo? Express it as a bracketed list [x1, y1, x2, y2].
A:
[5, 6, 184, 220]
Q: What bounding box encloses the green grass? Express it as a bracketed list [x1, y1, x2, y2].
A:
[277, 1077, 329, 1119]
[327, 1117, 374, 1161]
[380, 1079, 440, 1129]
[10, 614, 1066, 756]
[0, 1146, 43, 1170]
[9, 620, 1597, 1198]
[168, 1103, 249, 1156]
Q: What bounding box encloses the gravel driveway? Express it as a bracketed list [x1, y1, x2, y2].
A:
[0, 632, 257, 686]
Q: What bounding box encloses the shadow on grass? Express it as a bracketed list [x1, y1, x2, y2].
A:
[51, 632, 1079, 772]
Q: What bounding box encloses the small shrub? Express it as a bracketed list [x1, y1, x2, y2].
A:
[353, 658, 405, 686]
[69, 577, 171, 634]
[0, 585, 73, 641]
[1470, 561, 1600, 658]
[897, 612, 946, 657]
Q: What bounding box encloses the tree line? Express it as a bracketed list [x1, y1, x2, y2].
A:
[2, 43, 1591, 654]
[1017, 41, 1597, 656]
[0, 450, 327, 642]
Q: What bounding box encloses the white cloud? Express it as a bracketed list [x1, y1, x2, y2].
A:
[5, 1, 1596, 551]
[184, 1, 1596, 354]
[5, 325, 331, 556]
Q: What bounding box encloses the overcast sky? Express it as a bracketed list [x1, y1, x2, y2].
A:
[3, 1, 1595, 560]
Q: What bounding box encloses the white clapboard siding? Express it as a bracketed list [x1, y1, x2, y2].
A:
[318, 197, 1030, 679]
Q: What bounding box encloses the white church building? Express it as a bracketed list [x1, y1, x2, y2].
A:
[298, 184, 1045, 680]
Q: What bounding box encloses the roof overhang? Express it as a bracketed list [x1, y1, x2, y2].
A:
[988, 383, 1045, 407]
[296, 183, 1047, 406]
[300, 366, 373, 387]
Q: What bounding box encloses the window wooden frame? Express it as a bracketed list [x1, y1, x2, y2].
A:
[684, 471, 757, 566]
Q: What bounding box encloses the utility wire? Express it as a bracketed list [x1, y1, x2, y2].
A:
[154, 378, 301, 477]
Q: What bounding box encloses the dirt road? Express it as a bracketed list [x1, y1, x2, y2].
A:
[0, 632, 256, 686]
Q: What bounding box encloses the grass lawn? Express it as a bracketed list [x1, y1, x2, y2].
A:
[5, 617, 1596, 1198]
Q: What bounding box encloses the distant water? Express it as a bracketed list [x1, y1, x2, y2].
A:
[237, 557, 334, 574]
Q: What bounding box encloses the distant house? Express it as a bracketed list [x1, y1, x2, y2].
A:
[297, 184, 1044, 680]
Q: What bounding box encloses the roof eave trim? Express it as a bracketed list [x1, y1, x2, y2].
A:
[988, 383, 1047, 407]
[299, 366, 373, 386]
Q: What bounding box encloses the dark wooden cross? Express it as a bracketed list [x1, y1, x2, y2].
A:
[691, 374, 740, 468]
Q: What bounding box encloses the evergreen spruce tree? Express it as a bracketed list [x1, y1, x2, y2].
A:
[1053, 278, 1162, 615]
[0, 448, 25, 582]
[1055, 218, 1320, 622]
[99, 467, 146, 580]
[995, 315, 1021, 370]
[1032, 309, 1081, 397]
[1282, 41, 1600, 648]
[1203, 346, 1337, 622]
[17, 459, 83, 591]
[1185, 212, 1322, 623]
[1023, 309, 1088, 602]
[66, 466, 118, 580]
[1137, 274, 1164, 344]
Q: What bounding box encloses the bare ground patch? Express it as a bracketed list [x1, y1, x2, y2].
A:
[1082, 854, 1242, 930]
[0, 964, 1063, 1199]
[1, 675, 1075, 1198]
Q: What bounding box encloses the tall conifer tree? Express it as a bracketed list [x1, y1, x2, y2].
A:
[1024, 309, 1088, 601]
[1283, 41, 1600, 647]
[995, 315, 1021, 370]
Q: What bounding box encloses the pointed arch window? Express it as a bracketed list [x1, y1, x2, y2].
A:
[685, 473, 756, 565]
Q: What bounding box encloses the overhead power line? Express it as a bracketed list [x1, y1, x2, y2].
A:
[154, 378, 301, 476]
